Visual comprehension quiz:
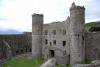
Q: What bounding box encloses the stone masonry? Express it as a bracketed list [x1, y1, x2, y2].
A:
[32, 2, 100, 67]
[70, 3, 85, 66]
[0, 32, 32, 59]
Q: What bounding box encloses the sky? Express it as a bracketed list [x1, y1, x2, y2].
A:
[0, 0, 100, 32]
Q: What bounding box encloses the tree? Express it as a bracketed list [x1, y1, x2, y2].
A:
[89, 26, 100, 32]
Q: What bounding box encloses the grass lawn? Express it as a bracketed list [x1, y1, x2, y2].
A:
[3, 56, 44, 67]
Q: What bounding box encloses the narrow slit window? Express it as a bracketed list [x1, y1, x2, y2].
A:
[45, 39, 48, 44]
[50, 42, 52, 46]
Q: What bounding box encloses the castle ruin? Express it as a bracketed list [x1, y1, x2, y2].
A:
[0, 2, 100, 67]
[32, 3, 100, 66]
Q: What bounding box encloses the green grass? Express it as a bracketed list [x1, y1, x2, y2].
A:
[56, 65, 62, 67]
[3, 56, 44, 67]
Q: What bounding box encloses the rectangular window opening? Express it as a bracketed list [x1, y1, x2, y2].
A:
[53, 40, 56, 45]
[45, 39, 48, 44]
[62, 41, 66, 47]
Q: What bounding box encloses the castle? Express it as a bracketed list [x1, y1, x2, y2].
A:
[0, 2, 100, 67]
[32, 3, 100, 66]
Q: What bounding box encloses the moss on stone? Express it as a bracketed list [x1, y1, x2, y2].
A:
[85, 58, 91, 64]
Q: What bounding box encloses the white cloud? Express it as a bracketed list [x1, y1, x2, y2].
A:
[0, 0, 100, 31]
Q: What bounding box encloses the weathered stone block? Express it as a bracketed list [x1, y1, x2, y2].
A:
[74, 64, 95, 67]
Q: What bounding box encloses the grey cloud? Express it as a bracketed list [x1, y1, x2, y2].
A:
[0, 0, 3, 6]
[0, 17, 8, 20]
[85, 0, 100, 22]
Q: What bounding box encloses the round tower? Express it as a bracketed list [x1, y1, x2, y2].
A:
[70, 3, 85, 66]
[32, 13, 43, 58]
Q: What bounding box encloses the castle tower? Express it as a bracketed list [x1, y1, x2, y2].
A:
[32, 14, 43, 58]
[70, 3, 85, 66]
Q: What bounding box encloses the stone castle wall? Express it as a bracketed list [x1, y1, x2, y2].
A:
[32, 14, 43, 58]
[85, 32, 100, 60]
[0, 32, 32, 59]
[41, 21, 100, 66]
[42, 21, 70, 64]
[70, 3, 85, 65]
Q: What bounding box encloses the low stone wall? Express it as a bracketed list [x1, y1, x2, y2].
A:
[74, 60, 100, 67]
[0, 58, 7, 67]
[91, 60, 100, 67]
[74, 64, 94, 67]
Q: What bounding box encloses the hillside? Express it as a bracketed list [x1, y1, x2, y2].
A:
[0, 29, 22, 34]
[85, 21, 100, 32]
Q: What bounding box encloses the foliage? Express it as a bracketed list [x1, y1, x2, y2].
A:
[85, 21, 100, 32]
[88, 26, 100, 32]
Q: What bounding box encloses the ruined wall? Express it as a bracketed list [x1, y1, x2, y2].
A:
[42, 18, 70, 65]
[85, 32, 100, 60]
[0, 32, 32, 59]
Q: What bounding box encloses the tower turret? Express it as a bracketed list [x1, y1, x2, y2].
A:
[32, 13, 43, 58]
[70, 2, 85, 66]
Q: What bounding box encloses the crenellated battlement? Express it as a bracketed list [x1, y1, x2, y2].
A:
[70, 2, 85, 11]
[32, 13, 43, 17]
